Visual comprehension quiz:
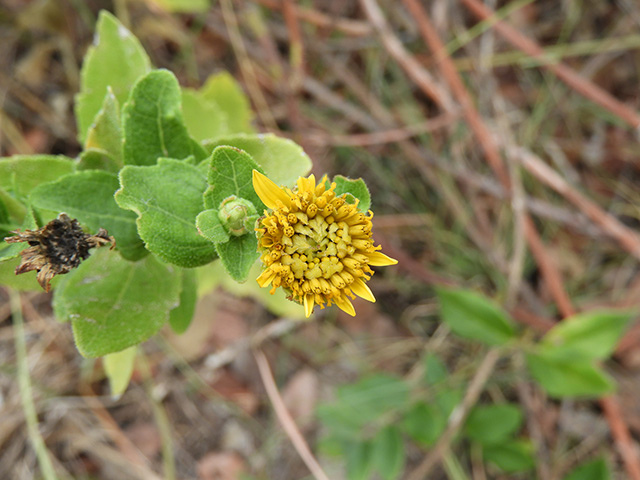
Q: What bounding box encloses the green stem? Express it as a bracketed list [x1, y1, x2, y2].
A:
[138, 354, 176, 480]
[10, 289, 58, 480]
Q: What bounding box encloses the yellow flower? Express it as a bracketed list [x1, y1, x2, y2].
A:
[252, 170, 397, 317]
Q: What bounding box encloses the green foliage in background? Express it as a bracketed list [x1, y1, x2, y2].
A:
[316, 288, 629, 479]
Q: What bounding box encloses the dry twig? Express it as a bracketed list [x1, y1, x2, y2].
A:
[254, 349, 331, 480]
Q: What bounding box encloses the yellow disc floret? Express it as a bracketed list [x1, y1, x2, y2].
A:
[252, 170, 397, 317]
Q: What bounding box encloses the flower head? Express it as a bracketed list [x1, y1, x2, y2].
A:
[252, 170, 397, 317]
[5, 213, 114, 292]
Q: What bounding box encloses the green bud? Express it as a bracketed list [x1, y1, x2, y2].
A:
[218, 196, 257, 236]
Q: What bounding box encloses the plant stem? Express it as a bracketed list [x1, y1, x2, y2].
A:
[138, 353, 176, 480]
[10, 289, 58, 480]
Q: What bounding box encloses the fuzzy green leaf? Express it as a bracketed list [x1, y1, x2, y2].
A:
[203, 134, 312, 186]
[200, 72, 254, 134]
[53, 248, 181, 357]
[168, 268, 197, 333]
[77, 149, 121, 173]
[332, 176, 371, 212]
[29, 170, 147, 261]
[195, 209, 230, 244]
[0, 155, 75, 198]
[75, 11, 151, 142]
[0, 258, 42, 290]
[122, 69, 206, 166]
[525, 351, 614, 398]
[115, 158, 217, 267]
[203, 146, 265, 210]
[85, 87, 123, 166]
[104, 346, 137, 397]
[0, 187, 27, 224]
[215, 234, 259, 282]
[181, 88, 228, 142]
[542, 310, 635, 361]
[437, 287, 517, 346]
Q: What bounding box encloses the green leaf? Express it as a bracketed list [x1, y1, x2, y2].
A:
[122, 69, 206, 166]
[332, 176, 371, 212]
[371, 426, 405, 480]
[181, 88, 228, 142]
[402, 402, 445, 447]
[542, 310, 635, 360]
[345, 440, 374, 480]
[483, 440, 535, 473]
[437, 287, 517, 346]
[0, 258, 45, 291]
[197, 261, 306, 319]
[85, 87, 123, 166]
[29, 170, 147, 261]
[317, 374, 409, 444]
[0, 197, 10, 232]
[104, 346, 137, 397]
[199, 146, 265, 281]
[316, 404, 367, 441]
[203, 134, 312, 186]
[77, 149, 121, 173]
[215, 234, 259, 282]
[149, 0, 210, 12]
[196, 209, 230, 243]
[424, 353, 448, 385]
[563, 458, 610, 480]
[435, 388, 463, 419]
[53, 248, 181, 357]
[464, 404, 523, 445]
[200, 72, 254, 134]
[336, 374, 409, 427]
[0, 155, 75, 198]
[0, 208, 38, 262]
[525, 351, 614, 398]
[0, 187, 27, 223]
[75, 10, 151, 142]
[203, 146, 265, 211]
[169, 269, 197, 333]
[115, 158, 217, 267]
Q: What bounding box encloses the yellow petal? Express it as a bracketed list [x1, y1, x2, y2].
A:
[304, 293, 315, 318]
[350, 277, 376, 303]
[367, 251, 398, 266]
[252, 170, 291, 210]
[256, 268, 276, 288]
[334, 296, 356, 316]
[297, 174, 315, 193]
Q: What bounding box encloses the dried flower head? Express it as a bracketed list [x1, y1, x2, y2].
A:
[5, 213, 115, 292]
[252, 170, 397, 317]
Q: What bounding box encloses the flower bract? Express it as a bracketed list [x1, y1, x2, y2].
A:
[252, 170, 397, 317]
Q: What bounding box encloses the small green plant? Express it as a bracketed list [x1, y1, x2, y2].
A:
[316, 287, 630, 479]
[0, 11, 396, 391]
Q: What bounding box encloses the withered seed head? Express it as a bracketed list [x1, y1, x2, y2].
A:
[5, 213, 115, 292]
